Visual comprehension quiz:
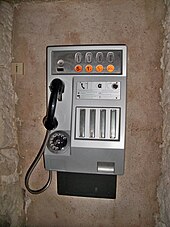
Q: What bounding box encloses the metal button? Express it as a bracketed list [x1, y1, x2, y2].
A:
[96, 52, 103, 63]
[85, 52, 92, 63]
[75, 52, 82, 63]
[57, 59, 64, 67]
[107, 52, 114, 63]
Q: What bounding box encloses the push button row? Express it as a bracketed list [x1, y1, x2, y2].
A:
[74, 64, 115, 73]
[75, 52, 114, 64]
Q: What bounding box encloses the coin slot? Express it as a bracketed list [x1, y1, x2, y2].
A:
[79, 109, 86, 137]
[100, 109, 106, 138]
[107, 52, 114, 63]
[90, 109, 96, 138]
[85, 52, 92, 63]
[110, 110, 116, 139]
[96, 52, 104, 63]
[75, 52, 82, 63]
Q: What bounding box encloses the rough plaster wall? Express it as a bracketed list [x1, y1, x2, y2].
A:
[157, 1, 170, 226]
[12, 1, 164, 226]
[0, 2, 25, 226]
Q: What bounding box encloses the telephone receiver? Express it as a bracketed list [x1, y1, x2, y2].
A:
[25, 78, 65, 194]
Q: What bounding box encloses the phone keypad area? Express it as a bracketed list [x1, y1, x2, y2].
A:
[51, 49, 123, 75]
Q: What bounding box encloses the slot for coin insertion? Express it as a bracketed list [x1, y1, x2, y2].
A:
[100, 110, 106, 138]
[90, 109, 96, 138]
[110, 110, 116, 139]
[79, 109, 85, 137]
[75, 107, 120, 140]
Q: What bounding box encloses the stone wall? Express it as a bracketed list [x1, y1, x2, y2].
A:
[157, 1, 170, 226]
[1, 0, 170, 226]
[0, 2, 24, 226]
[12, 1, 164, 226]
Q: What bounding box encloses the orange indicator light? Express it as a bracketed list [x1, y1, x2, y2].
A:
[85, 64, 93, 72]
[107, 64, 115, 72]
[96, 65, 104, 72]
[74, 65, 82, 72]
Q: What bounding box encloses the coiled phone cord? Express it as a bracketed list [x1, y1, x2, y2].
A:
[25, 130, 52, 194]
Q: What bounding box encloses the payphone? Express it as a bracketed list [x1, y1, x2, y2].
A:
[25, 45, 127, 199]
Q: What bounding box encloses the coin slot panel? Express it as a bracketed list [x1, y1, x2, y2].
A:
[75, 107, 120, 141]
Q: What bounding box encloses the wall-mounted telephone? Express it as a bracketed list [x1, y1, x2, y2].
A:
[25, 45, 127, 199]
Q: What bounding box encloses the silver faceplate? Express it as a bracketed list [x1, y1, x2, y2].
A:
[44, 45, 127, 175]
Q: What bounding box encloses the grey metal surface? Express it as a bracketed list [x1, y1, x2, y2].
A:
[45, 147, 124, 174]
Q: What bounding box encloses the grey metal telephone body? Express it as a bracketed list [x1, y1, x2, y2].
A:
[44, 45, 127, 199]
